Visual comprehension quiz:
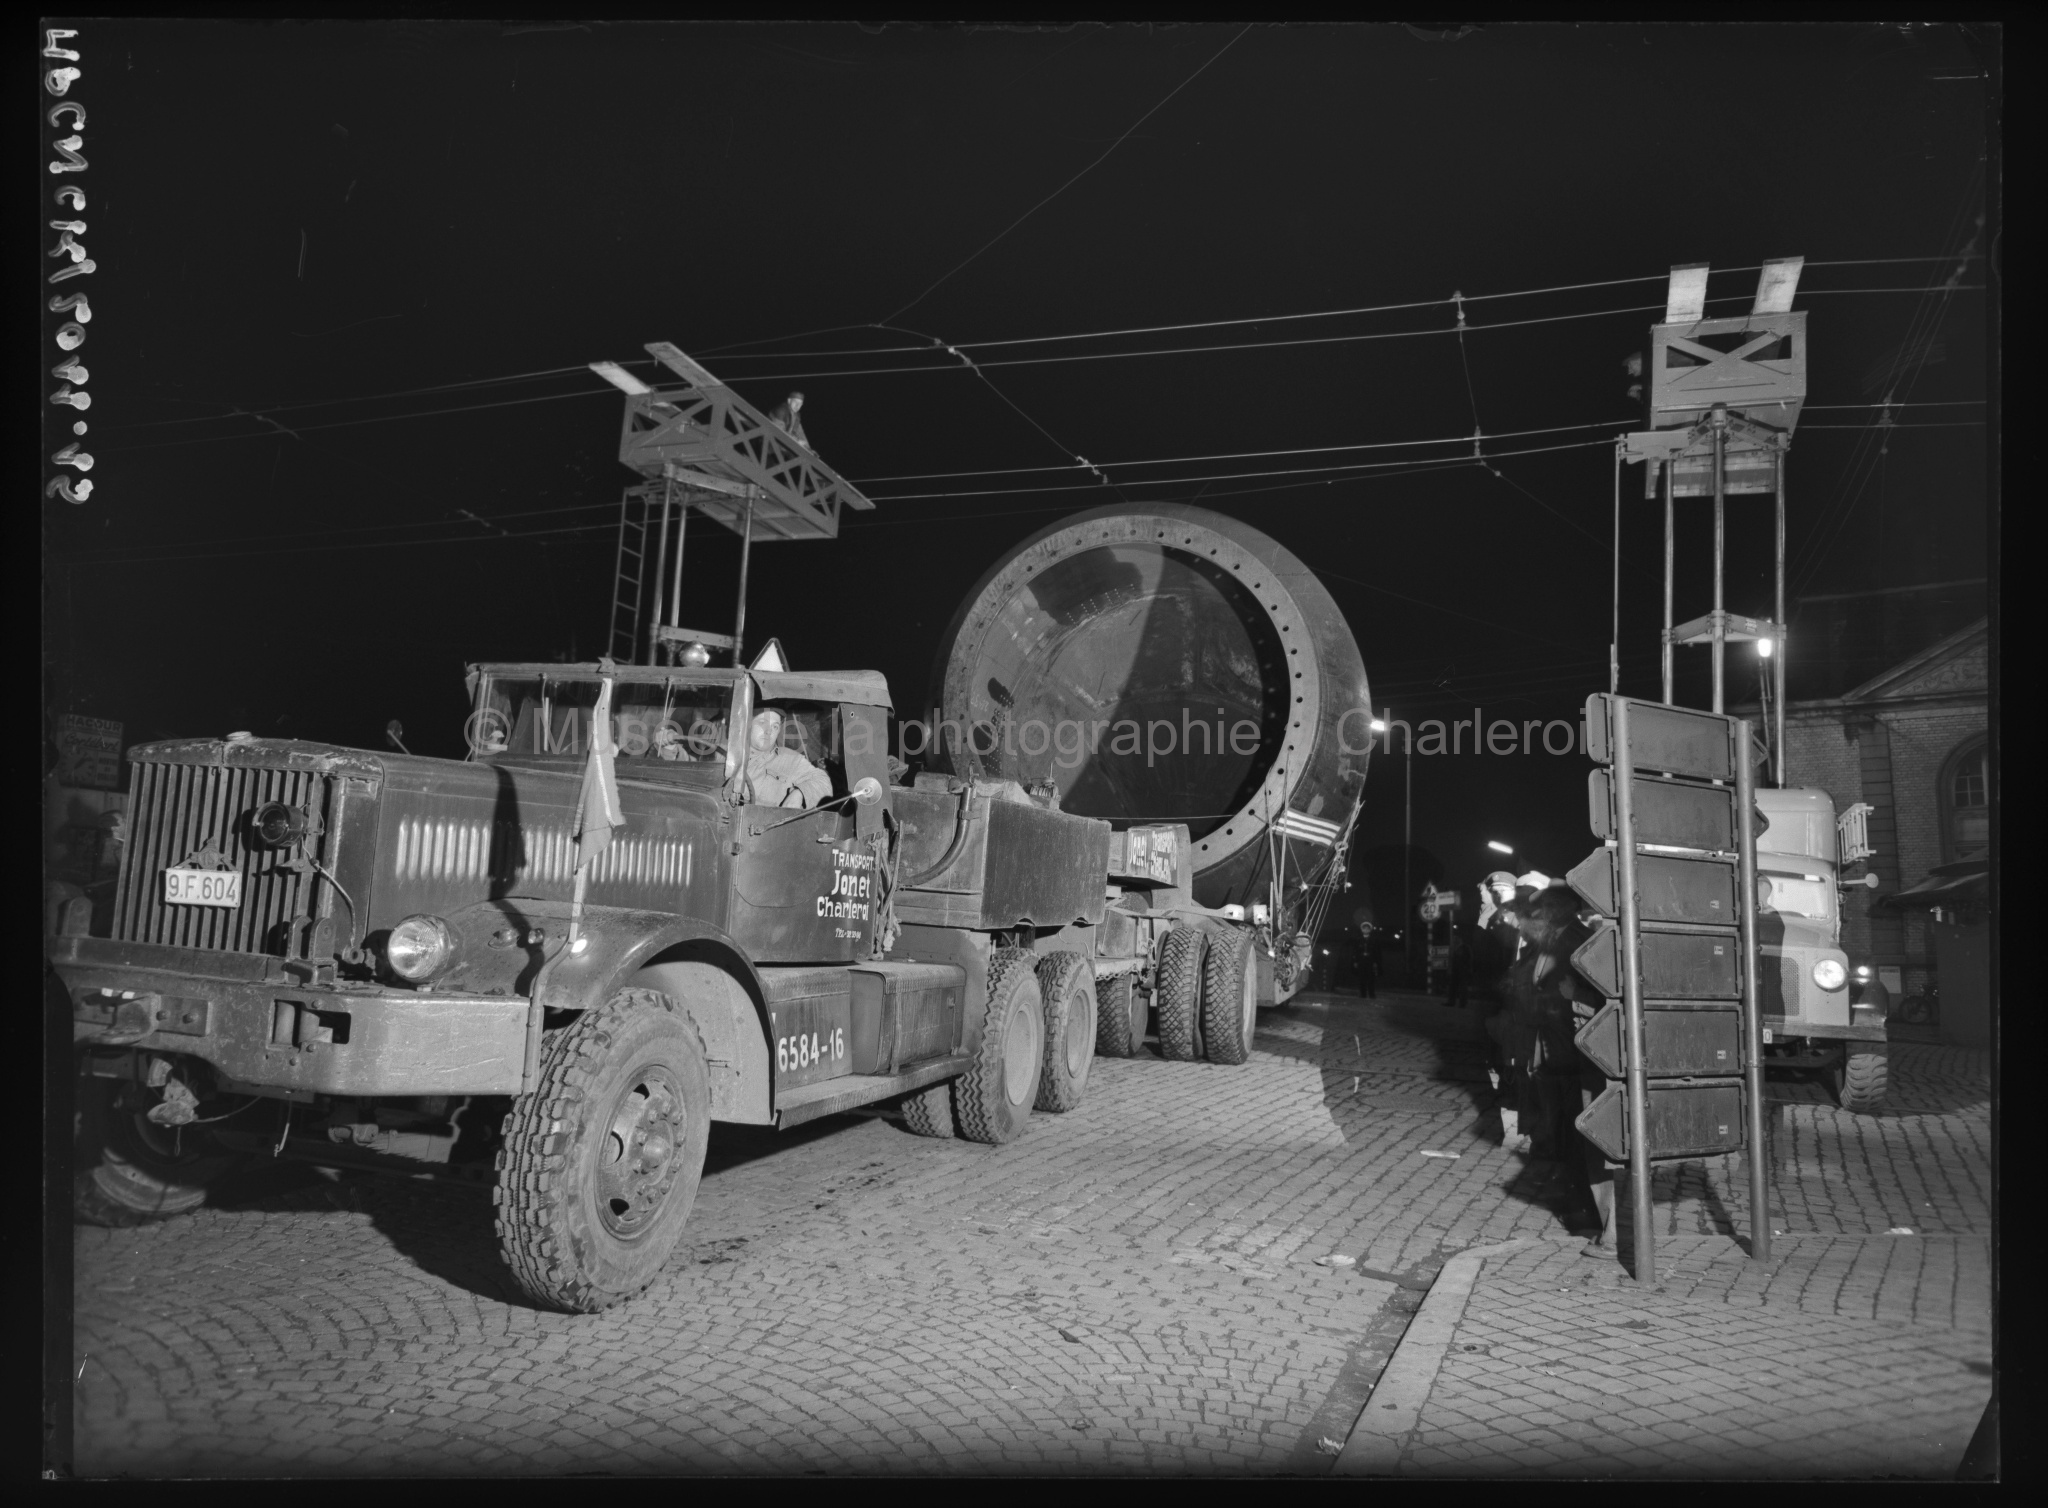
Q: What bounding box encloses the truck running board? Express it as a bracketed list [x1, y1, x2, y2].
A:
[774, 1054, 972, 1129]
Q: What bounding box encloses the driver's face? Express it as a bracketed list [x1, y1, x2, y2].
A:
[748, 711, 782, 753]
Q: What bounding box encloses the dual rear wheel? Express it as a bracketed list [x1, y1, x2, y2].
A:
[901, 947, 1104, 1138]
[900, 947, 1047, 1143]
[1154, 924, 1259, 1065]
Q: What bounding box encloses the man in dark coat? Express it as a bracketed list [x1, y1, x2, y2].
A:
[1502, 884, 1611, 1235]
[1473, 871, 1524, 1144]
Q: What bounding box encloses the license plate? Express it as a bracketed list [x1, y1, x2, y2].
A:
[164, 867, 243, 907]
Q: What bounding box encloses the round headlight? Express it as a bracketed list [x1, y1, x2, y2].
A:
[1812, 958, 1848, 991]
[252, 801, 306, 848]
[386, 914, 457, 981]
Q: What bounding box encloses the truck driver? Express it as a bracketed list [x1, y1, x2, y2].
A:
[743, 707, 832, 809]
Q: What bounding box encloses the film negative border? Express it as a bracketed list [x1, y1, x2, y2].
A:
[46, 26, 94, 505]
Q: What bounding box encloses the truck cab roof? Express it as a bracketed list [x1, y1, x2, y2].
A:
[1754, 786, 1838, 866]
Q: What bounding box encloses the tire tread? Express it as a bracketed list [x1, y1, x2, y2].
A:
[1034, 953, 1096, 1112]
[493, 989, 707, 1313]
[1838, 1046, 1890, 1114]
[1095, 973, 1144, 1058]
[1155, 928, 1205, 1062]
[955, 948, 1041, 1144]
[899, 1082, 956, 1138]
[1199, 926, 1258, 1065]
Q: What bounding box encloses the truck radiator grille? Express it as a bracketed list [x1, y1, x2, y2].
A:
[113, 762, 332, 957]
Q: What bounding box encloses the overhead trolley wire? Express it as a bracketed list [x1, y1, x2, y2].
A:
[711, 254, 1986, 361]
[82, 422, 1636, 563]
[883, 24, 1252, 323]
[93, 258, 1985, 445]
[103, 363, 600, 432]
[62, 434, 1623, 569]
[77, 403, 1982, 568]
[854, 418, 1631, 485]
[707, 286, 1988, 388]
[1788, 168, 1987, 590]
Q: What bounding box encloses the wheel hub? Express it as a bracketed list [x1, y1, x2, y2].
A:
[1065, 994, 1092, 1077]
[597, 1071, 686, 1239]
[1004, 996, 1043, 1107]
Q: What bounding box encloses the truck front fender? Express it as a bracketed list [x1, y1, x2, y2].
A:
[624, 958, 774, 1126]
[521, 904, 776, 1125]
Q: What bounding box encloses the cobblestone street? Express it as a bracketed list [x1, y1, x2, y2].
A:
[68, 990, 1991, 1477]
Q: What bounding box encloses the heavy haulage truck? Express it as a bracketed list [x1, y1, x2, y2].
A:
[57, 345, 1365, 1313]
[58, 663, 1204, 1310]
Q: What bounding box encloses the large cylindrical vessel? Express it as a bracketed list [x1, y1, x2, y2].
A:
[926, 503, 1372, 925]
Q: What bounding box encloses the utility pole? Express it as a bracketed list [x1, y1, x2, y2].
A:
[1403, 737, 1413, 978]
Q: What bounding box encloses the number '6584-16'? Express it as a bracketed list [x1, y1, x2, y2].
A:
[776, 1029, 845, 1073]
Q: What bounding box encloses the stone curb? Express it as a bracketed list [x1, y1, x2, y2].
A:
[1331, 1238, 1534, 1476]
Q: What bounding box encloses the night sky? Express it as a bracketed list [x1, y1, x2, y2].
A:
[44, 21, 1995, 925]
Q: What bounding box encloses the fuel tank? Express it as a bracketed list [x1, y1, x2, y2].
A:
[925, 504, 1371, 910]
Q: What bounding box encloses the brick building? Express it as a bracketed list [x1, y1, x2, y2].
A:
[1743, 618, 1989, 999]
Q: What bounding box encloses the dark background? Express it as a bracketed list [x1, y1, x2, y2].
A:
[43, 21, 1995, 933]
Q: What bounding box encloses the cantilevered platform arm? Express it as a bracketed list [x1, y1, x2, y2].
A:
[612, 341, 875, 543]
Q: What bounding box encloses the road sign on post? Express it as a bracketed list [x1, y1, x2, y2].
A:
[1570, 693, 1770, 1283]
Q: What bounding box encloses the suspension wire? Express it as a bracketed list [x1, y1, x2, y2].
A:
[883, 24, 1252, 323]
[1788, 167, 1987, 590]
[712, 287, 1986, 388]
[102, 364, 599, 431]
[712, 254, 1985, 360]
[60, 436, 1620, 569]
[94, 270, 1985, 444]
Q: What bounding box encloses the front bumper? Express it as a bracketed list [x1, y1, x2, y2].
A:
[55, 938, 529, 1096]
[1763, 1012, 1889, 1045]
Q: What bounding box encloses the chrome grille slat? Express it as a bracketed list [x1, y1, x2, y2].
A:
[165, 765, 199, 950]
[113, 760, 332, 958]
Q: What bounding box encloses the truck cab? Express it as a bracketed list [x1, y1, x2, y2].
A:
[1753, 785, 1889, 1111]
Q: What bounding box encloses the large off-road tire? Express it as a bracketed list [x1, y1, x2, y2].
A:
[1200, 926, 1260, 1066]
[899, 1082, 956, 1139]
[954, 948, 1044, 1145]
[494, 989, 711, 1313]
[73, 1075, 243, 1228]
[1095, 972, 1147, 1058]
[1034, 953, 1097, 1112]
[1155, 927, 1206, 1062]
[1830, 1045, 1890, 1114]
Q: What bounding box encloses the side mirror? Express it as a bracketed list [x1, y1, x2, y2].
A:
[851, 776, 883, 807]
[385, 720, 409, 754]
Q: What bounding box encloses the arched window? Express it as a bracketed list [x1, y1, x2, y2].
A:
[1941, 737, 1989, 862]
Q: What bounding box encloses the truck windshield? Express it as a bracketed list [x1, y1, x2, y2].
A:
[1762, 873, 1833, 920]
[471, 676, 734, 763]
